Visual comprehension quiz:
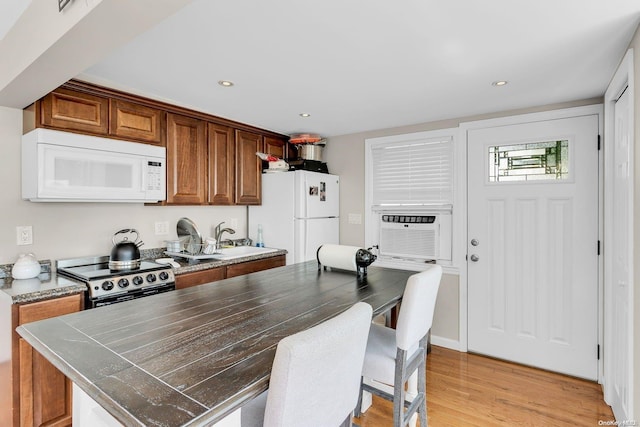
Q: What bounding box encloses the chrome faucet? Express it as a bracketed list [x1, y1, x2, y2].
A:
[214, 222, 236, 250]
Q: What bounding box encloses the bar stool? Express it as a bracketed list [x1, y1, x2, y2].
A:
[242, 302, 373, 427]
[355, 265, 442, 427]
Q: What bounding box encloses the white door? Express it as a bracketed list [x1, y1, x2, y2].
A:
[467, 115, 599, 380]
[608, 87, 633, 417]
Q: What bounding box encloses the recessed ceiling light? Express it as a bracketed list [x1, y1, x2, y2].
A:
[299, 113, 311, 118]
[218, 80, 234, 87]
[492, 80, 508, 87]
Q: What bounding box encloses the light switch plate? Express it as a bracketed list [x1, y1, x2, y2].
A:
[154, 221, 170, 235]
[348, 213, 362, 225]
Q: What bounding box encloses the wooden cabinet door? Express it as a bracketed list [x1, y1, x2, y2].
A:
[41, 88, 109, 135]
[14, 294, 82, 427]
[235, 130, 262, 205]
[109, 99, 165, 145]
[208, 123, 235, 205]
[19, 339, 72, 427]
[166, 113, 207, 204]
[264, 136, 288, 159]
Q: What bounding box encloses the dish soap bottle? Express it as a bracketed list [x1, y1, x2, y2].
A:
[256, 224, 264, 247]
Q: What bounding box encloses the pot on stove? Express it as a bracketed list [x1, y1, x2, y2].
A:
[109, 229, 143, 270]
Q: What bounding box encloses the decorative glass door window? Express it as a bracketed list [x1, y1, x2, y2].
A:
[489, 140, 569, 182]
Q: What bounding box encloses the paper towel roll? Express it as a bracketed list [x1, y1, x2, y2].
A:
[317, 244, 359, 272]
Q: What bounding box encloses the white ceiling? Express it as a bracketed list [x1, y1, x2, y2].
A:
[74, 0, 640, 137]
[0, 0, 30, 40]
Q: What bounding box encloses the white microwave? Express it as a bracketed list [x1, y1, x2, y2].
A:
[22, 128, 166, 203]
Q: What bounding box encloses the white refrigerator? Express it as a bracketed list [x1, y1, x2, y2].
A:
[248, 170, 340, 265]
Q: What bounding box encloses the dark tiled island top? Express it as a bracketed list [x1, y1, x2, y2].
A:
[17, 260, 413, 426]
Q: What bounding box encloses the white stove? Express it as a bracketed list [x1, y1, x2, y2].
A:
[57, 256, 175, 308]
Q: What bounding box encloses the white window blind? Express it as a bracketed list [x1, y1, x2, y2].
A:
[370, 136, 453, 208]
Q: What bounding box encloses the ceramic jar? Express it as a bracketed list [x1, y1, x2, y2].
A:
[12, 253, 41, 279]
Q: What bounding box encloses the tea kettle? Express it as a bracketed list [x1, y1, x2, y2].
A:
[109, 229, 144, 270]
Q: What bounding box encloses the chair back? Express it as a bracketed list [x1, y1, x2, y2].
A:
[263, 302, 373, 427]
[395, 265, 443, 351]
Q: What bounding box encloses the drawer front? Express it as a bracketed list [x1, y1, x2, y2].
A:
[18, 294, 83, 325]
[226, 256, 285, 278]
[175, 267, 226, 289]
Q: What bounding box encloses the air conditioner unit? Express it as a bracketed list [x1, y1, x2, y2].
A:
[378, 213, 452, 262]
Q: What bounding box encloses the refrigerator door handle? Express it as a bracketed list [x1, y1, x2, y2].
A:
[303, 177, 309, 218]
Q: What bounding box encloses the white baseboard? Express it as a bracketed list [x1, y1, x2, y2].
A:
[431, 335, 462, 351]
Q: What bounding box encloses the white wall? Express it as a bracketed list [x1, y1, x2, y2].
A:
[0, 106, 248, 265]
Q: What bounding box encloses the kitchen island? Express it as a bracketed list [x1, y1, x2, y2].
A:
[16, 260, 413, 426]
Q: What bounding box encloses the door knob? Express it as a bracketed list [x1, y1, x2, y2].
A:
[470, 254, 479, 262]
[470, 239, 479, 246]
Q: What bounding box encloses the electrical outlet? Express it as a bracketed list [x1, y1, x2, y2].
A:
[154, 221, 170, 235]
[16, 226, 33, 245]
[348, 213, 362, 225]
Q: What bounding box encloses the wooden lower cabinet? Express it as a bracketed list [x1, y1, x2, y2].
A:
[175, 255, 286, 289]
[175, 267, 225, 289]
[12, 294, 83, 427]
[226, 256, 285, 278]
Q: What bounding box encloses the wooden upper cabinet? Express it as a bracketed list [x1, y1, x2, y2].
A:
[235, 130, 262, 205]
[40, 88, 109, 135]
[166, 113, 207, 204]
[208, 123, 235, 205]
[23, 80, 294, 206]
[109, 99, 165, 145]
[264, 135, 288, 159]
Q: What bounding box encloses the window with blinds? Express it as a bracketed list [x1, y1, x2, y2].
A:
[369, 135, 453, 209]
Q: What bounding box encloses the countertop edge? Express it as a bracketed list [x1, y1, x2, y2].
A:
[7, 283, 86, 305]
[171, 249, 287, 275]
[16, 320, 148, 427]
[2, 249, 287, 304]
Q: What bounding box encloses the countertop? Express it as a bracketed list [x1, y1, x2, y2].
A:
[0, 248, 287, 305]
[17, 261, 413, 426]
[167, 248, 287, 274]
[0, 265, 86, 304]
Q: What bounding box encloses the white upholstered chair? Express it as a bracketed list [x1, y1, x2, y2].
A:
[355, 265, 442, 427]
[241, 301, 373, 427]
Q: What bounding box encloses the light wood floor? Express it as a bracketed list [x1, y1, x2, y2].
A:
[354, 345, 614, 426]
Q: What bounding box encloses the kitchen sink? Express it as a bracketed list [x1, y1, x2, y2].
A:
[209, 246, 278, 260]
